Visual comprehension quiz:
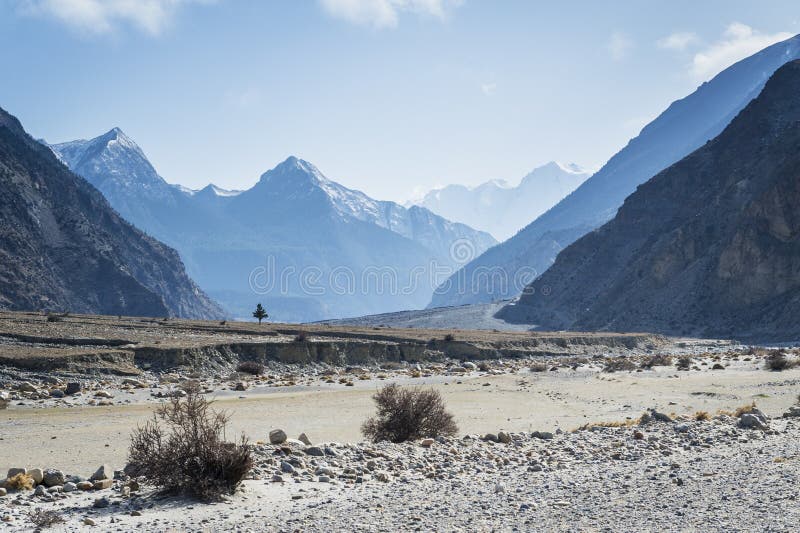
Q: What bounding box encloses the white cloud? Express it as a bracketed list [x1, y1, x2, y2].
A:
[607, 32, 633, 61]
[318, 0, 463, 29]
[657, 31, 699, 51]
[691, 22, 794, 80]
[480, 82, 496, 96]
[19, 0, 212, 35]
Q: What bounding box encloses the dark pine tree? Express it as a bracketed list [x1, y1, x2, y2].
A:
[252, 303, 268, 324]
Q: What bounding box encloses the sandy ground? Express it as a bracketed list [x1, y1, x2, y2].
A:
[3, 361, 798, 475]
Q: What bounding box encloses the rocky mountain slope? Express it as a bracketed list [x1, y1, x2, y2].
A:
[416, 162, 589, 241]
[50, 135, 495, 322]
[430, 33, 800, 309]
[498, 60, 800, 342]
[0, 108, 223, 319]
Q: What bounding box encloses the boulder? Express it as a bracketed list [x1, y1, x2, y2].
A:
[304, 446, 324, 457]
[531, 431, 554, 440]
[62, 482, 77, 492]
[76, 481, 94, 491]
[93, 479, 113, 490]
[43, 469, 65, 487]
[28, 468, 44, 485]
[298, 433, 312, 446]
[90, 464, 113, 481]
[65, 382, 81, 395]
[739, 411, 769, 430]
[17, 382, 38, 393]
[269, 429, 288, 445]
[234, 381, 249, 391]
[49, 389, 65, 398]
[497, 431, 512, 444]
[6, 468, 26, 479]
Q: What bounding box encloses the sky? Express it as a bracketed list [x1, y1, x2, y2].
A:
[1, 0, 798, 202]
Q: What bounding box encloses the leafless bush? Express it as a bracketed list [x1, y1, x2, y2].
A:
[28, 509, 65, 529]
[765, 350, 795, 371]
[640, 354, 673, 369]
[361, 384, 458, 443]
[237, 361, 265, 375]
[603, 357, 637, 373]
[529, 362, 549, 372]
[128, 383, 252, 500]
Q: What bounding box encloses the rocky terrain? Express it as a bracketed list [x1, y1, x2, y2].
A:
[1, 402, 799, 531]
[2, 310, 799, 531]
[500, 60, 800, 343]
[0, 107, 222, 320]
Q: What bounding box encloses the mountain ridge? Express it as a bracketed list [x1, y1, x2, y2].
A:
[0, 107, 223, 319]
[498, 59, 800, 342]
[429, 33, 800, 309]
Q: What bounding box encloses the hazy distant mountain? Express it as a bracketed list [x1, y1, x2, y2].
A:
[50, 136, 496, 322]
[429, 33, 800, 309]
[415, 162, 589, 240]
[499, 60, 800, 342]
[0, 108, 222, 319]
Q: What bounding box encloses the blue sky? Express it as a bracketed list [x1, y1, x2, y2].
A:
[1, 1, 798, 201]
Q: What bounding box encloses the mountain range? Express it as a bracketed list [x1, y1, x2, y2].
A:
[0, 107, 222, 319]
[50, 135, 496, 322]
[498, 59, 800, 342]
[414, 162, 589, 241]
[430, 33, 800, 310]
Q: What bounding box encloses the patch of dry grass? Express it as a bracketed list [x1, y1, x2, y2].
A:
[6, 473, 34, 491]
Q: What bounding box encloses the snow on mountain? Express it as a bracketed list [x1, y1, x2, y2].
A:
[50, 136, 496, 322]
[415, 161, 589, 241]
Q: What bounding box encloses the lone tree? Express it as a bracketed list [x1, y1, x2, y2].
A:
[252, 303, 268, 324]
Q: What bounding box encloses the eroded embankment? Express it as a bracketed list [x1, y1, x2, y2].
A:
[0, 330, 664, 376]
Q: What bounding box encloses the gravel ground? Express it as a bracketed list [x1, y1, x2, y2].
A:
[2, 409, 798, 532]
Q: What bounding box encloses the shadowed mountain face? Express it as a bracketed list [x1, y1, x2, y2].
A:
[0, 108, 223, 319]
[50, 136, 496, 322]
[430, 34, 800, 310]
[498, 60, 800, 342]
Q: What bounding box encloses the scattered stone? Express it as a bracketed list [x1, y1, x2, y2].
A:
[298, 433, 312, 445]
[234, 381, 249, 391]
[90, 464, 113, 481]
[43, 469, 65, 487]
[497, 431, 512, 444]
[63, 482, 77, 492]
[420, 438, 435, 447]
[93, 496, 111, 508]
[93, 479, 113, 490]
[739, 412, 769, 430]
[77, 481, 94, 491]
[28, 467, 44, 484]
[6, 468, 26, 479]
[304, 446, 324, 457]
[65, 382, 81, 395]
[83, 517, 96, 526]
[0, 488, 6, 497]
[17, 382, 38, 393]
[269, 429, 288, 444]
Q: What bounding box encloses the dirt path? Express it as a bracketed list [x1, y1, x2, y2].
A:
[2, 363, 798, 475]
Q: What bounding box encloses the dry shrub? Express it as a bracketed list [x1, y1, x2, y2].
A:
[294, 331, 308, 342]
[444, 333, 455, 342]
[694, 411, 710, 421]
[640, 354, 673, 369]
[765, 350, 795, 371]
[237, 361, 265, 375]
[529, 362, 548, 372]
[603, 357, 637, 373]
[734, 402, 757, 417]
[361, 383, 458, 443]
[28, 509, 65, 529]
[128, 383, 252, 500]
[676, 356, 692, 370]
[6, 473, 34, 490]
